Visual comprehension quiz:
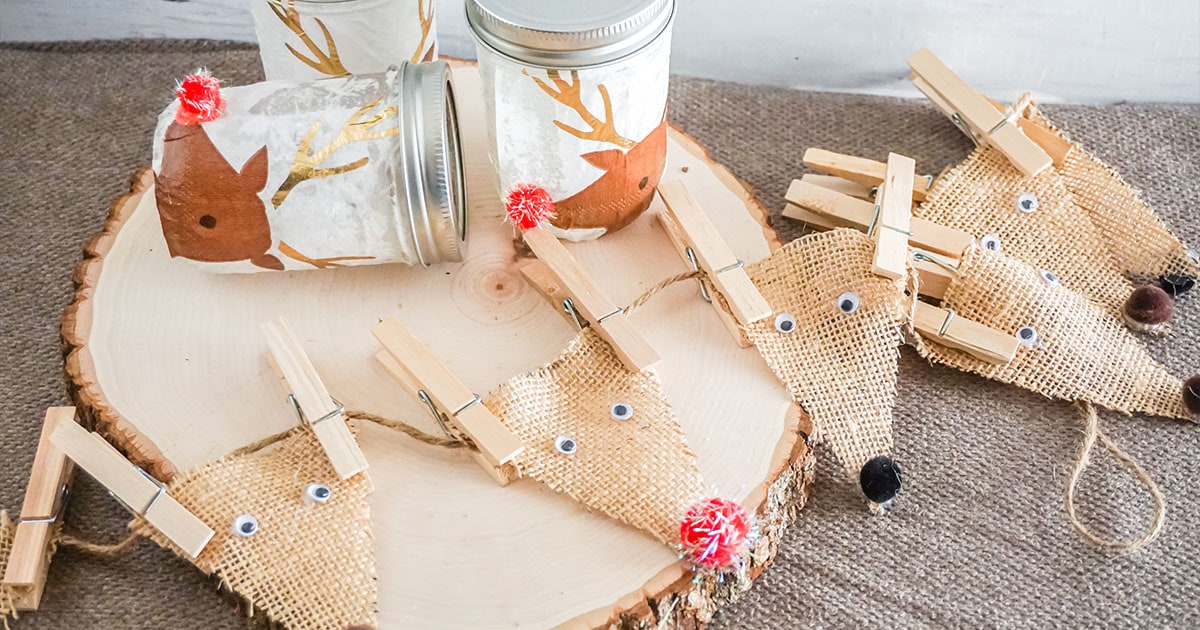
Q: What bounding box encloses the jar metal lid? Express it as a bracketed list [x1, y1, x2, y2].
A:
[396, 61, 467, 265]
[466, 0, 675, 68]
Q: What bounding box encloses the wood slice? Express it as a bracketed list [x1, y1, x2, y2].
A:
[62, 65, 815, 628]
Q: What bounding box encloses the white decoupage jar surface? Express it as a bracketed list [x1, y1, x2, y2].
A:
[152, 64, 465, 273]
[250, 0, 438, 81]
[469, 0, 675, 241]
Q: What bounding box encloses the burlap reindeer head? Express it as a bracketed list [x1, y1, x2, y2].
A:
[742, 229, 910, 506]
[486, 327, 753, 568]
[915, 243, 1194, 421]
[135, 429, 377, 630]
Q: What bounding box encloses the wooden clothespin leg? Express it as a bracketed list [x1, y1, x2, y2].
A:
[870, 153, 917, 280]
[49, 418, 213, 559]
[372, 317, 525, 482]
[262, 317, 368, 481]
[907, 48, 1052, 178]
[2, 407, 76, 610]
[802, 148, 933, 202]
[655, 180, 772, 347]
[521, 227, 661, 372]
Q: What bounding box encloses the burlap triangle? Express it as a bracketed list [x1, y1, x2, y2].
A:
[917, 145, 1133, 317]
[1026, 104, 1199, 286]
[485, 328, 707, 545]
[742, 229, 909, 478]
[135, 429, 376, 629]
[916, 244, 1188, 420]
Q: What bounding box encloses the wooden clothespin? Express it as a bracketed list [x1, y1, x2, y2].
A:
[49, 418, 213, 559]
[783, 179, 973, 259]
[655, 180, 772, 346]
[373, 317, 525, 481]
[803, 148, 934, 202]
[907, 48, 1052, 178]
[869, 153, 917, 280]
[984, 97, 1073, 167]
[912, 301, 1019, 364]
[2, 407, 76, 610]
[262, 317, 368, 481]
[521, 227, 660, 372]
[799, 173, 874, 201]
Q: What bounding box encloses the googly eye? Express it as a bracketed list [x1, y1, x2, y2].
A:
[610, 402, 633, 421]
[1016, 325, 1040, 348]
[554, 435, 577, 455]
[1038, 269, 1058, 285]
[980, 234, 1002, 252]
[303, 483, 331, 504]
[774, 313, 797, 333]
[232, 514, 259, 537]
[1016, 193, 1038, 213]
[836, 292, 861, 314]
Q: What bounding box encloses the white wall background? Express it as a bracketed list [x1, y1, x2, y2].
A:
[2, 0, 1198, 103]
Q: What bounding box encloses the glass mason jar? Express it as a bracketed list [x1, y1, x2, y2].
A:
[467, 0, 675, 241]
[250, 0, 438, 81]
[152, 62, 466, 273]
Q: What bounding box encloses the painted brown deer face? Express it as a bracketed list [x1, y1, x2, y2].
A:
[552, 120, 668, 233]
[531, 71, 669, 235]
[155, 122, 284, 270]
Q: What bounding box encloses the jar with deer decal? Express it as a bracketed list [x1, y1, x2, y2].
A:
[467, 0, 675, 241]
[151, 62, 466, 272]
[250, 0, 438, 81]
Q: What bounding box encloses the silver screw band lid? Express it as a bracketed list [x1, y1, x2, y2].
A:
[396, 61, 467, 265]
[466, 0, 675, 68]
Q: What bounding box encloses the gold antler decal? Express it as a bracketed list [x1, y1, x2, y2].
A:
[272, 97, 400, 208]
[267, 0, 350, 77]
[409, 0, 436, 64]
[531, 70, 636, 149]
[278, 241, 375, 269]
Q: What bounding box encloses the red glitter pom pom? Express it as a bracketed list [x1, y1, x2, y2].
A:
[679, 497, 752, 568]
[174, 69, 225, 125]
[504, 183, 556, 230]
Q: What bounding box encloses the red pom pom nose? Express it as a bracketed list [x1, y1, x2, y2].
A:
[679, 497, 753, 568]
[504, 183, 556, 230]
[174, 69, 226, 125]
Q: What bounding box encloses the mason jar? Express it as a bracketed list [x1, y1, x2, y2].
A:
[152, 62, 466, 273]
[250, 0, 438, 81]
[467, 0, 675, 241]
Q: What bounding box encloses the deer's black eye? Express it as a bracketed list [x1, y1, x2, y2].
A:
[638, 176, 649, 190]
[199, 215, 217, 229]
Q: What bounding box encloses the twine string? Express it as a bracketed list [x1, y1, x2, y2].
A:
[1064, 401, 1165, 551]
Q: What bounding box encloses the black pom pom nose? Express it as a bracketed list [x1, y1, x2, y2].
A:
[1123, 286, 1174, 331]
[1184, 376, 1200, 418]
[860, 455, 902, 504]
[1160, 274, 1196, 298]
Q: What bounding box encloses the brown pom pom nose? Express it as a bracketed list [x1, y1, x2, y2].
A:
[1185, 376, 1200, 418]
[1123, 286, 1174, 332]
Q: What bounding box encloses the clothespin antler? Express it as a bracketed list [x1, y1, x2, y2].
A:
[907, 48, 1052, 178]
[49, 417, 213, 559]
[521, 227, 661, 372]
[372, 317, 525, 483]
[783, 178, 973, 260]
[262, 317, 368, 481]
[655, 181, 773, 346]
[2, 407, 76, 610]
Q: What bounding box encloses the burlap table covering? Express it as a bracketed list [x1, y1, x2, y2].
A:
[1, 40, 1198, 628]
